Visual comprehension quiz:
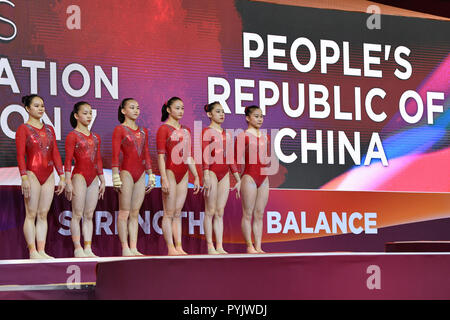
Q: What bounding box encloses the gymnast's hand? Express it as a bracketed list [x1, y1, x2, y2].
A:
[231, 179, 241, 199]
[55, 176, 65, 196]
[65, 181, 73, 201]
[161, 176, 170, 194]
[98, 180, 106, 200]
[202, 173, 211, 197]
[193, 175, 200, 195]
[21, 175, 31, 199]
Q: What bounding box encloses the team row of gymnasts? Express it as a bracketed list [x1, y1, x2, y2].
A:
[15, 94, 273, 259]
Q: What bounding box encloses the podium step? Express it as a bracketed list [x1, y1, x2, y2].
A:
[385, 241, 450, 252]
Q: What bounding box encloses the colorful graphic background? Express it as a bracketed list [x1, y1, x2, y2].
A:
[0, 0, 448, 191]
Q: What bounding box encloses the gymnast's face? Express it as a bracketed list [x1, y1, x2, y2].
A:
[168, 99, 184, 121]
[75, 104, 93, 127]
[208, 103, 225, 125]
[26, 97, 45, 120]
[122, 99, 140, 121]
[246, 108, 263, 129]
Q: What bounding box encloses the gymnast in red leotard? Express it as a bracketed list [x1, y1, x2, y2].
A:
[112, 98, 155, 256]
[157, 123, 190, 184]
[112, 125, 152, 184]
[157, 97, 200, 256]
[201, 102, 241, 254]
[240, 132, 271, 188]
[235, 105, 273, 254]
[15, 95, 65, 259]
[64, 101, 105, 258]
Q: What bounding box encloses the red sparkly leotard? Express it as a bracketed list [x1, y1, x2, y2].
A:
[236, 131, 271, 188]
[201, 127, 238, 182]
[156, 123, 192, 184]
[112, 125, 152, 183]
[15, 123, 64, 185]
[64, 130, 103, 187]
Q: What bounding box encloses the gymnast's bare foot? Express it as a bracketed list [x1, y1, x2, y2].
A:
[130, 248, 143, 256]
[29, 250, 42, 259]
[74, 248, 87, 258]
[208, 246, 219, 255]
[168, 246, 179, 256]
[122, 248, 134, 256]
[176, 246, 188, 255]
[246, 246, 258, 254]
[84, 247, 98, 258]
[38, 251, 55, 259]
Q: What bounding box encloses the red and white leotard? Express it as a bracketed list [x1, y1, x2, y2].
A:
[112, 125, 152, 183]
[156, 123, 192, 184]
[236, 131, 271, 188]
[64, 130, 103, 187]
[15, 123, 64, 185]
[201, 127, 238, 182]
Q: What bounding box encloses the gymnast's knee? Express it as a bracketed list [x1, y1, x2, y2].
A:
[71, 210, 83, 221]
[25, 210, 37, 220]
[118, 210, 130, 221]
[83, 210, 94, 221]
[205, 206, 216, 217]
[163, 210, 175, 218]
[215, 208, 224, 218]
[36, 209, 49, 220]
[253, 209, 264, 220]
[242, 211, 253, 222]
[129, 209, 140, 219]
[173, 209, 183, 219]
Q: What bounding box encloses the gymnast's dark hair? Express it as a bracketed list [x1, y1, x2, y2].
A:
[204, 101, 220, 113]
[161, 96, 181, 122]
[244, 105, 260, 123]
[118, 98, 135, 123]
[70, 101, 90, 128]
[244, 105, 260, 117]
[21, 94, 43, 109]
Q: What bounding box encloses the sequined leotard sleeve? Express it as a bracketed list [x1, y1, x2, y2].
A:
[15, 124, 28, 177]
